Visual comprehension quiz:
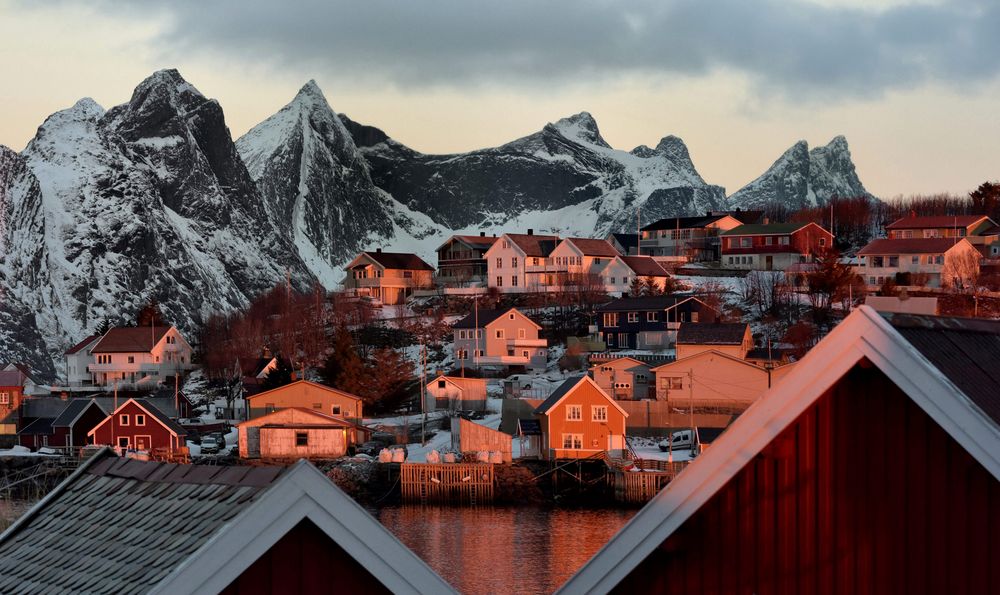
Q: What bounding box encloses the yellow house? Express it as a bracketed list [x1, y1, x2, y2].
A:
[246, 380, 363, 443]
[675, 322, 753, 360]
[651, 350, 772, 409]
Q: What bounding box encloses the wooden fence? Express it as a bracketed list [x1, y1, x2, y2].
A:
[451, 418, 512, 463]
[400, 463, 494, 504]
[608, 459, 690, 504]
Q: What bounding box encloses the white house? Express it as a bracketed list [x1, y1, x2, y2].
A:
[64, 335, 102, 387]
[87, 326, 194, 388]
[484, 231, 561, 293]
[857, 237, 981, 288]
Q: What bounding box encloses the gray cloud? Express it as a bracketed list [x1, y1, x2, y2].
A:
[31, 0, 1000, 97]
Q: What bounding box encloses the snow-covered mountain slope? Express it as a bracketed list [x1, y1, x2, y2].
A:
[1, 69, 317, 376]
[341, 111, 727, 237]
[237, 81, 438, 286]
[0, 146, 56, 378]
[728, 136, 871, 210]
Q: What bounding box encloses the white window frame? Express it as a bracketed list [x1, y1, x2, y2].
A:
[120, 414, 130, 426]
[135, 414, 146, 426]
[566, 405, 582, 421]
[562, 433, 583, 449]
[592, 405, 609, 421]
[627, 312, 639, 323]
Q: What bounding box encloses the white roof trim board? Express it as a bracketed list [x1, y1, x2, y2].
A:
[558, 305, 1000, 594]
[150, 460, 456, 594]
[538, 376, 629, 419]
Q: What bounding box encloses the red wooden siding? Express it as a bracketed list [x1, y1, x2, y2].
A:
[91, 401, 180, 450]
[722, 224, 832, 256]
[221, 519, 391, 595]
[614, 365, 999, 594]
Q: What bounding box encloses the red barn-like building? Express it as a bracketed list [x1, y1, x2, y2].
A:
[721, 221, 833, 270]
[88, 398, 186, 452]
[562, 306, 1000, 594]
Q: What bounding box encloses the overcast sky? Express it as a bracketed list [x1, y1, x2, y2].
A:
[2, 0, 998, 198]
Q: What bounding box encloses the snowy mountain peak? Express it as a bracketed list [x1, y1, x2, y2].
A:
[294, 79, 326, 103]
[654, 135, 697, 173]
[550, 111, 610, 148]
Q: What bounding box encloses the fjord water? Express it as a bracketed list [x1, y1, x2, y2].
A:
[377, 506, 635, 594]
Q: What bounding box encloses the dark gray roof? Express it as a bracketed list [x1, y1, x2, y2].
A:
[533, 375, 587, 415]
[17, 418, 54, 436]
[677, 322, 749, 345]
[133, 398, 187, 436]
[20, 397, 73, 419]
[641, 215, 726, 232]
[452, 308, 539, 330]
[92, 395, 184, 419]
[611, 233, 639, 252]
[885, 312, 1000, 428]
[51, 399, 106, 428]
[517, 419, 542, 435]
[596, 295, 691, 313]
[0, 454, 284, 594]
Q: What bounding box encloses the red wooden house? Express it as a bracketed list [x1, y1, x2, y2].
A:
[18, 398, 108, 450]
[561, 305, 1000, 594]
[88, 398, 187, 452]
[0, 370, 28, 442]
[721, 221, 833, 270]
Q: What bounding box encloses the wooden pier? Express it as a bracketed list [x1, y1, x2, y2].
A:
[400, 463, 494, 504]
[608, 459, 689, 504]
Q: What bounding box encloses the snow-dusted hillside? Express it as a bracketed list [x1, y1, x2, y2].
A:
[728, 136, 871, 210]
[1, 70, 317, 376]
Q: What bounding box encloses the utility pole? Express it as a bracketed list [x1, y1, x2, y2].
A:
[688, 370, 695, 455]
[636, 205, 641, 256]
[420, 343, 427, 446]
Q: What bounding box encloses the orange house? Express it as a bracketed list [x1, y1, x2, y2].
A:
[246, 380, 364, 443]
[533, 376, 627, 460]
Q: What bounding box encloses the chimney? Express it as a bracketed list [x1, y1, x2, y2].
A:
[376, 248, 382, 253]
[60, 391, 68, 401]
[527, 229, 534, 236]
[762, 217, 770, 225]
[480, 231, 486, 237]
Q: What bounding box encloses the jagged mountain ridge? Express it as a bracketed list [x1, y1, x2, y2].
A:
[341, 111, 728, 236]
[728, 136, 871, 210]
[1, 70, 317, 378]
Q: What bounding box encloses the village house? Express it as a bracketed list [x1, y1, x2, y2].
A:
[238, 408, 364, 460]
[856, 237, 981, 288]
[885, 213, 999, 246]
[343, 249, 434, 305]
[0, 452, 456, 594]
[605, 232, 639, 256]
[425, 375, 489, 412]
[721, 221, 834, 270]
[86, 325, 194, 388]
[88, 397, 187, 452]
[246, 380, 364, 443]
[588, 357, 655, 400]
[435, 233, 498, 287]
[595, 296, 720, 350]
[452, 307, 547, 371]
[639, 214, 744, 261]
[561, 306, 1000, 593]
[532, 375, 628, 460]
[64, 335, 101, 386]
[650, 350, 784, 408]
[483, 230, 561, 292]
[597, 255, 673, 295]
[675, 322, 753, 360]
[0, 370, 28, 442]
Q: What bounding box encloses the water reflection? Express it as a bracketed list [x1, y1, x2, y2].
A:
[377, 506, 634, 595]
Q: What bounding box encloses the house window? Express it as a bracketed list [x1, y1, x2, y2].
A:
[934, 255, 944, 264]
[872, 256, 884, 268]
[522, 350, 529, 358]
[496, 276, 503, 287]
[741, 238, 751, 248]
[512, 257, 518, 268]
[646, 312, 657, 322]
[312, 403, 322, 410]
[912, 255, 919, 264]
[518, 328, 526, 338]
[295, 432, 308, 447]
[502, 240, 510, 249]
[118, 437, 130, 449]
[135, 414, 145, 426]
[403, 271, 413, 279]
[780, 236, 790, 245]
[265, 403, 276, 414]
[511, 276, 518, 287]
[120, 414, 130, 426]
[627, 312, 638, 323]
[610, 277, 616, 285]
[496, 329, 505, 339]
[0, 393, 8, 405]
[477, 350, 484, 357]
[663, 377, 683, 390]
[692, 311, 699, 323]
[602, 313, 619, 327]
[888, 256, 899, 267]
[566, 405, 582, 421]
[765, 236, 773, 245]
[819, 238, 826, 247]
[332, 405, 342, 415]
[496, 258, 503, 269]
[562, 434, 583, 449]
[592, 406, 609, 421]
[533, 258, 540, 266]
[127, 356, 135, 364]
[438, 380, 447, 389]
[459, 330, 466, 339]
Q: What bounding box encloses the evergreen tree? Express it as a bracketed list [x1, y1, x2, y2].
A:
[136, 299, 167, 327]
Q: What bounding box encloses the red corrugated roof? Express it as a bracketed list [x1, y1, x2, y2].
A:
[566, 238, 619, 257]
[65, 335, 100, 355]
[91, 327, 171, 353]
[886, 215, 986, 230]
[857, 238, 967, 255]
[506, 233, 560, 257]
[451, 235, 499, 249]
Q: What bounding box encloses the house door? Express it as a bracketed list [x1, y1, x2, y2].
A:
[765, 255, 773, 270]
[135, 435, 151, 450]
[247, 426, 261, 457]
[608, 434, 624, 454]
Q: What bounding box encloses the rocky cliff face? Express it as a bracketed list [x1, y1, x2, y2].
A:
[728, 136, 871, 209]
[0, 70, 316, 376]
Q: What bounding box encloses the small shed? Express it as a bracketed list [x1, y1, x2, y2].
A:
[426, 376, 489, 412]
[238, 408, 361, 460]
[450, 417, 512, 462]
[516, 418, 542, 459]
